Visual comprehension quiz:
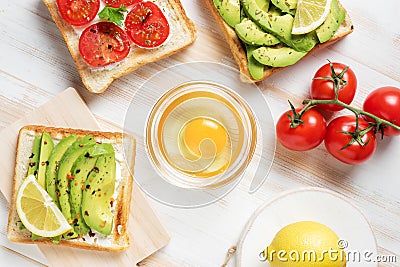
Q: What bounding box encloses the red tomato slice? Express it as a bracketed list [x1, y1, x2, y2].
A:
[57, 0, 100, 26]
[125, 2, 170, 48]
[102, 0, 142, 8]
[79, 22, 131, 67]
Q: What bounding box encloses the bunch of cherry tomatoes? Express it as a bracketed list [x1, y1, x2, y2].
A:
[276, 62, 400, 165]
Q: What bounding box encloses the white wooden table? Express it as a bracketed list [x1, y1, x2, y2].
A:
[1, 0, 399, 266]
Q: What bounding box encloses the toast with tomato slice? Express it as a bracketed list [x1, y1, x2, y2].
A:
[43, 0, 196, 93]
[203, 0, 353, 82]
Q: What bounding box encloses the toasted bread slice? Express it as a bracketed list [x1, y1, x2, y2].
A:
[204, 0, 354, 82]
[42, 0, 197, 93]
[7, 125, 135, 252]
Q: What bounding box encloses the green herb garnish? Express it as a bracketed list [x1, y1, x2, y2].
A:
[98, 5, 128, 27]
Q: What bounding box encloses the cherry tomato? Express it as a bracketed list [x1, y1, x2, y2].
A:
[57, 0, 100, 26]
[311, 62, 357, 111]
[125, 2, 170, 48]
[276, 108, 327, 151]
[363, 86, 400, 136]
[102, 0, 142, 8]
[324, 116, 376, 164]
[79, 22, 131, 67]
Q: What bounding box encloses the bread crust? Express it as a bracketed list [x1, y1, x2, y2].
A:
[203, 0, 354, 83]
[7, 125, 135, 252]
[42, 0, 197, 93]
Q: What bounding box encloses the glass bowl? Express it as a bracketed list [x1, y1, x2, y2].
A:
[146, 81, 257, 189]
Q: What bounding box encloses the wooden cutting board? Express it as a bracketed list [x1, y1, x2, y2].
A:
[0, 87, 170, 265]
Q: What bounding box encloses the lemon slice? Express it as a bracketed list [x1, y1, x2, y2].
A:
[16, 175, 71, 237]
[292, 0, 332, 35]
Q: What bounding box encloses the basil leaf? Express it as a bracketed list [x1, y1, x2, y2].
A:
[98, 5, 128, 27]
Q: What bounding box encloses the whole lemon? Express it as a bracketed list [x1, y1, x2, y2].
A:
[261, 221, 347, 267]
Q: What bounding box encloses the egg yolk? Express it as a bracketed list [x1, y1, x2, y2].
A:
[181, 117, 228, 159]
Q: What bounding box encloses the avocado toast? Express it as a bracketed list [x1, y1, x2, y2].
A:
[205, 0, 354, 82]
[7, 125, 135, 252]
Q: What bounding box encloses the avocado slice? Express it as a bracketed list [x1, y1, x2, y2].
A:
[240, 5, 246, 21]
[255, 0, 270, 11]
[214, 0, 241, 27]
[252, 46, 307, 67]
[27, 136, 41, 176]
[268, 4, 283, 16]
[37, 132, 54, 188]
[213, 0, 222, 13]
[235, 18, 280, 46]
[70, 156, 97, 236]
[70, 144, 114, 235]
[29, 133, 53, 241]
[82, 146, 116, 236]
[241, 0, 318, 52]
[246, 45, 265, 80]
[316, 0, 345, 43]
[46, 134, 77, 208]
[26, 136, 42, 241]
[270, 0, 297, 15]
[57, 135, 96, 239]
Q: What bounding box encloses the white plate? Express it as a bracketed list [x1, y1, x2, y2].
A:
[237, 187, 377, 266]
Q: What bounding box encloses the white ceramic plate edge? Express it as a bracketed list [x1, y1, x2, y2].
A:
[236, 187, 378, 267]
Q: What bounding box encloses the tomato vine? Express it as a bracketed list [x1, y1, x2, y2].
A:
[277, 61, 400, 164]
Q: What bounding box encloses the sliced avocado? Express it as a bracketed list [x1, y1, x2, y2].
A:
[242, 0, 317, 52]
[29, 133, 53, 241]
[252, 46, 307, 67]
[70, 144, 114, 235]
[246, 45, 265, 80]
[46, 134, 77, 208]
[82, 146, 116, 236]
[240, 5, 246, 21]
[37, 132, 54, 188]
[70, 157, 96, 235]
[27, 136, 41, 176]
[45, 134, 76, 244]
[268, 4, 283, 16]
[270, 0, 297, 15]
[213, 0, 222, 12]
[316, 0, 345, 43]
[295, 30, 318, 50]
[255, 0, 270, 11]
[214, 0, 241, 27]
[57, 135, 96, 239]
[213, 0, 222, 7]
[235, 18, 280, 46]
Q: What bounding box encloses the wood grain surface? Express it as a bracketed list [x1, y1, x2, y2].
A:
[0, 0, 399, 266]
[0, 88, 170, 265]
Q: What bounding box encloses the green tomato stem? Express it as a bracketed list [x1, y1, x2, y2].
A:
[302, 99, 400, 131]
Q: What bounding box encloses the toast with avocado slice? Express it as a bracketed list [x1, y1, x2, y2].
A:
[205, 0, 354, 82]
[7, 125, 135, 252]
